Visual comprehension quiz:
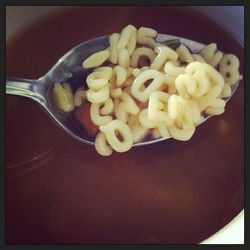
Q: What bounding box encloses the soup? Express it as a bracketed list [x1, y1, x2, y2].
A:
[6, 6, 244, 244]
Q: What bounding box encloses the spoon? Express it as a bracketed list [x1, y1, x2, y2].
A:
[6, 34, 239, 147]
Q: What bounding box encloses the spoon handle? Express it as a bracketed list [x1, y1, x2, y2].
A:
[6, 77, 46, 105]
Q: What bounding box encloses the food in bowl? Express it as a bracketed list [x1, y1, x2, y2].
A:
[52, 25, 242, 156]
[6, 7, 244, 244]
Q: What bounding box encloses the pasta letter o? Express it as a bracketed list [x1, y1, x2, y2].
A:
[100, 119, 133, 152]
[131, 69, 165, 102]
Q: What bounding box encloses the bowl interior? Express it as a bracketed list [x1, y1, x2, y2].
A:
[6, 6, 244, 244]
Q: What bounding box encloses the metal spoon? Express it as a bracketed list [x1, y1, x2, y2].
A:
[6, 34, 239, 147]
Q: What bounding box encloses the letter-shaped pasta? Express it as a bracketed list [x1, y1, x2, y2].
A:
[130, 47, 156, 68]
[196, 86, 222, 112]
[53, 82, 74, 112]
[207, 98, 225, 109]
[131, 69, 165, 102]
[209, 51, 223, 68]
[117, 25, 137, 56]
[109, 33, 120, 64]
[168, 95, 182, 120]
[192, 54, 206, 63]
[204, 99, 225, 116]
[164, 61, 186, 77]
[137, 27, 157, 48]
[121, 92, 140, 115]
[82, 49, 110, 68]
[220, 54, 240, 69]
[100, 98, 114, 115]
[219, 66, 240, 86]
[113, 65, 127, 87]
[199, 43, 224, 68]
[175, 74, 195, 99]
[151, 46, 178, 70]
[219, 54, 240, 86]
[86, 85, 110, 103]
[168, 95, 198, 140]
[74, 87, 86, 107]
[186, 62, 225, 90]
[148, 91, 172, 123]
[74, 25, 242, 156]
[95, 132, 113, 156]
[90, 102, 112, 126]
[118, 49, 130, 68]
[168, 95, 201, 129]
[139, 109, 170, 137]
[86, 67, 112, 90]
[99, 119, 133, 153]
[221, 84, 232, 98]
[176, 44, 193, 63]
[175, 69, 210, 98]
[199, 43, 217, 61]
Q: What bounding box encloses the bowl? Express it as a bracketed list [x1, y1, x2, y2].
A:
[6, 6, 244, 244]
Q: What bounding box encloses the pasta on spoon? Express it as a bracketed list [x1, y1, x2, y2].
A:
[52, 25, 242, 156]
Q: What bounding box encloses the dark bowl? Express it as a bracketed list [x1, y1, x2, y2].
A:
[6, 6, 244, 244]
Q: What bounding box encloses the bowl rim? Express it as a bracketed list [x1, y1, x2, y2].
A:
[200, 210, 244, 244]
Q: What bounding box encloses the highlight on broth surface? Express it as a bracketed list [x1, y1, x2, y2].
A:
[52, 24, 242, 156]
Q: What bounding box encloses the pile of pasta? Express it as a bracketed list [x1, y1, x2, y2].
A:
[53, 25, 241, 156]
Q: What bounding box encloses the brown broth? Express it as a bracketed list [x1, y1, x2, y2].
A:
[6, 6, 244, 244]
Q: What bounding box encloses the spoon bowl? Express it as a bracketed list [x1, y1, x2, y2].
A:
[6, 35, 110, 145]
[6, 34, 239, 147]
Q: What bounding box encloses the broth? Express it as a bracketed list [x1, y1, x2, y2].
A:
[6, 6, 244, 244]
